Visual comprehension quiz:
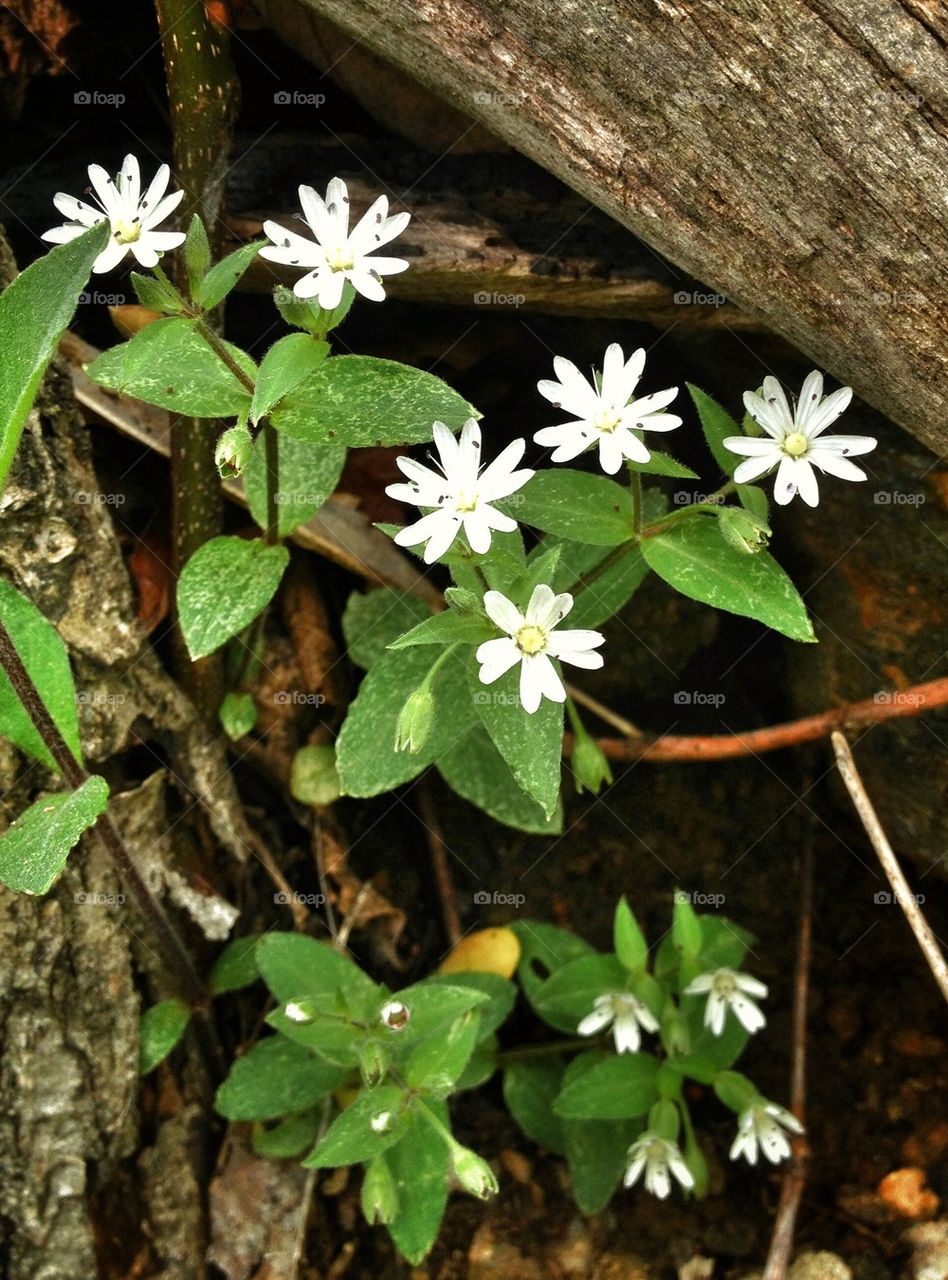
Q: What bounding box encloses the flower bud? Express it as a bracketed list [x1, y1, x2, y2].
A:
[359, 1038, 391, 1087]
[394, 684, 435, 755]
[718, 506, 771, 555]
[572, 731, 613, 795]
[214, 425, 253, 479]
[379, 999, 411, 1031]
[361, 1154, 399, 1224]
[451, 1144, 499, 1199]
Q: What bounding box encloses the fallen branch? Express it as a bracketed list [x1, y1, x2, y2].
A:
[581, 677, 948, 764]
[832, 731, 948, 1006]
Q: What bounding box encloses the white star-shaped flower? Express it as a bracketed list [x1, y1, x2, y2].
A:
[725, 371, 876, 507]
[476, 585, 605, 715]
[624, 1133, 695, 1198]
[259, 176, 410, 309]
[386, 419, 533, 563]
[576, 991, 658, 1054]
[534, 342, 682, 475]
[683, 967, 768, 1036]
[42, 154, 184, 273]
[730, 1099, 804, 1166]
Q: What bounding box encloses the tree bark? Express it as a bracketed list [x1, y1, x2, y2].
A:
[290, 0, 948, 455]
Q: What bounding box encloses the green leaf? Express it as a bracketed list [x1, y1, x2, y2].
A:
[0, 775, 109, 894]
[0, 222, 109, 490]
[405, 1008, 482, 1093]
[437, 722, 563, 835]
[209, 934, 262, 995]
[388, 609, 494, 650]
[687, 384, 768, 518]
[499, 470, 634, 546]
[551, 539, 648, 629]
[377, 981, 489, 1045]
[0, 580, 82, 770]
[342, 589, 430, 670]
[86, 317, 255, 418]
[469, 665, 562, 819]
[184, 215, 211, 294]
[672, 892, 703, 957]
[303, 1085, 410, 1167]
[139, 997, 191, 1075]
[641, 517, 815, 642]
[215, 1037, 344, 1119]
[250, 332, 330, 424]
[509, 920, 595, 1013]
[243, 432, 345, 538]
[255, 932, 378, 1008]
[131, 270, 187, 314]
[503, 1059, 567, 1155]
[272, 356, 478, 447]
[424, 972, 516, 1041]
[554, 1051, 659, 1120]
[559, 1055, 638, 1212]
[266, 998, 364, 1066]
[628, 450, 699, 479]
[532, 953, 628, 1034]
[383, 1104, 451, 1264]
[218, 690, 257, 741]
[197, 240, 263, 311]
[252, 1109, 321, 1159]
[177, 536, 289, 660]
[614, 897, 648, 972]
[336, 647, 477, 798]
[698, 916, 754, 970]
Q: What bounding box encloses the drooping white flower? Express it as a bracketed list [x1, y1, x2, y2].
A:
[576, 991, 658, 1054]
[624, 1132, 695, 1198]
[534, 342, 682, 475]
[730, 1099, 804, 1166]
[42, 154, 184, 273]
[476, 585, 605, 715]
[725, 371, 876, 507]
[259, 176, 410, 309]
[386, 419, 533, 563]
[683, 967, 768, 1037]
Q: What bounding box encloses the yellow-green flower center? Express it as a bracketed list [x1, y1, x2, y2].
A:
[113, 220, 141, 245]
[782, 431, 809, 458]
[712, 972, 736, 996]
[455, 488, 479, 513]
[515, 624, 547, 656]
[593, 407, 622, 434]
[326, 245, 355, 272]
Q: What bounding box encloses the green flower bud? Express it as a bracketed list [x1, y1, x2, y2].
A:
[359, 1038, 391, 1087]
[394, 684, 436, 755]
[361, 1154, 399, 1225]
[718, 506, 771, 555]
[214, 425, 253, 479]
[451, 1144, 499, 1199]
[567, 699, 613, 795]
[290, 744, 341, 807]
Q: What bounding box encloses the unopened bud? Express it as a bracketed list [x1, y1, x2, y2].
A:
[451, 1144, 499, 1199]
[572, 731, 613, 795]
[214, 425, 253, 479]
[359, 1039, 391, 1087]
[718, 506, 771, 555]
[394, 685, 435, 755]
[361, 1154, 399, 1224]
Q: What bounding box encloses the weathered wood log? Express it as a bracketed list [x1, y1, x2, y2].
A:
[288, 0, 948, 456]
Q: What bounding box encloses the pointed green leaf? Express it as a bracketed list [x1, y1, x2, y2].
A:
[614, 896, 648, 972]
[197, 240, 263, 311]
[554, 1050, 659, 1120]
[250, 332, 330, 424]
[468, 665, 562, 819]
[139, 997, 191, 1075]
[0, 775, 109, 894]
[303, 1084, 410, 1167]
[383, 1102, 452, 1264]
[499, 470, 634, 545]
[243, 431, 345, 537]
[437, 722, 563, 834]
[177, 535, 289, 659]
[215, 1036, 344, 1119]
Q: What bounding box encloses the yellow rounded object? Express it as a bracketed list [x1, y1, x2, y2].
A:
[438, 927, 521, 979]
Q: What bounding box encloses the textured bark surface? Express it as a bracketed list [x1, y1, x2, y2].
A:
[290, 0, 948, 455]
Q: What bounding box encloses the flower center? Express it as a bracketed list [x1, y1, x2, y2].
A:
[515, 624, 548, 656]
[454, 488, 480, 513]
[782, 431, 809, 458]
[713, 972, 736, 997]
[113, 219, 141, 245]
[593, 407, 622, 434]
[326, 243, 355, 272]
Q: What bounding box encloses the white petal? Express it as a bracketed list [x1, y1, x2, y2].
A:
[734, 973, 768, 998]
[626, 386, 679, 418]
[129, 240, 160, 268]
[793, 370, 824, 434]
[577, 1005, 614, 1037]
[623, 1153, 647, 1187]
[87, 164, 122, 218]
[613, 1011, 642, 1054]
[462, 509, 493, 555]
[52, 193, 103, 226]
[138, 163, 172, 222]
[810, 434, 876, 457]
[600, 342, 626, 404]
[723, 436, 781, 457]
[529, 652, 566, 707]
[91, 237, 130, 274]
[420, 512, 463, 563]
[773, 457, 814, 506]
[547, 628, 605, 657]
[527, 584, 572, 630]
[806, 386, 853, 438]
[138, 188, 182, 233]
[742, 390, 786, 440]
[733, 454, 778, 484]
[476, 638, 522, 685]
[314, 269, 346, 311]
[731, 993, 767, 1034]
[291, 269, 327, 300]
[598, 433, 627, 474]
[615, 429, 651, 465]
[518, 657, 544, 714]
[483, 590, 524, 635]
[41, 225, 86, 244]
[348, 267, 387, 302]
[706, 991, 727, 1036]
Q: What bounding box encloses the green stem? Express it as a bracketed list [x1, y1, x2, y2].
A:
[264, 420, 280, 545]
[495, 1036, 596, 1065]
[631, 471, 643, 534]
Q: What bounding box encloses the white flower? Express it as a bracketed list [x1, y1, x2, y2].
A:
[683, 967, 768, 1037]
[386, 419, 533, 563]
[534, 342, 681, 475]
[476, 585, 605, 715]
[725, 371, 876, 507]
[576, 991, 658, 1054]
[259, 176, 410, 309]
[624, 1133, 694, 1198]
[730, 1100, 804, 1166]
[379, 999, 410, 1030]
[42, 154, 184, 273]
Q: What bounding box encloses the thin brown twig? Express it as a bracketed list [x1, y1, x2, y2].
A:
[419, 781, 463, 946]
[832, 731, 948, 1005]
[762, 811, 812, 1280]
[578, 676, 948, 763]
